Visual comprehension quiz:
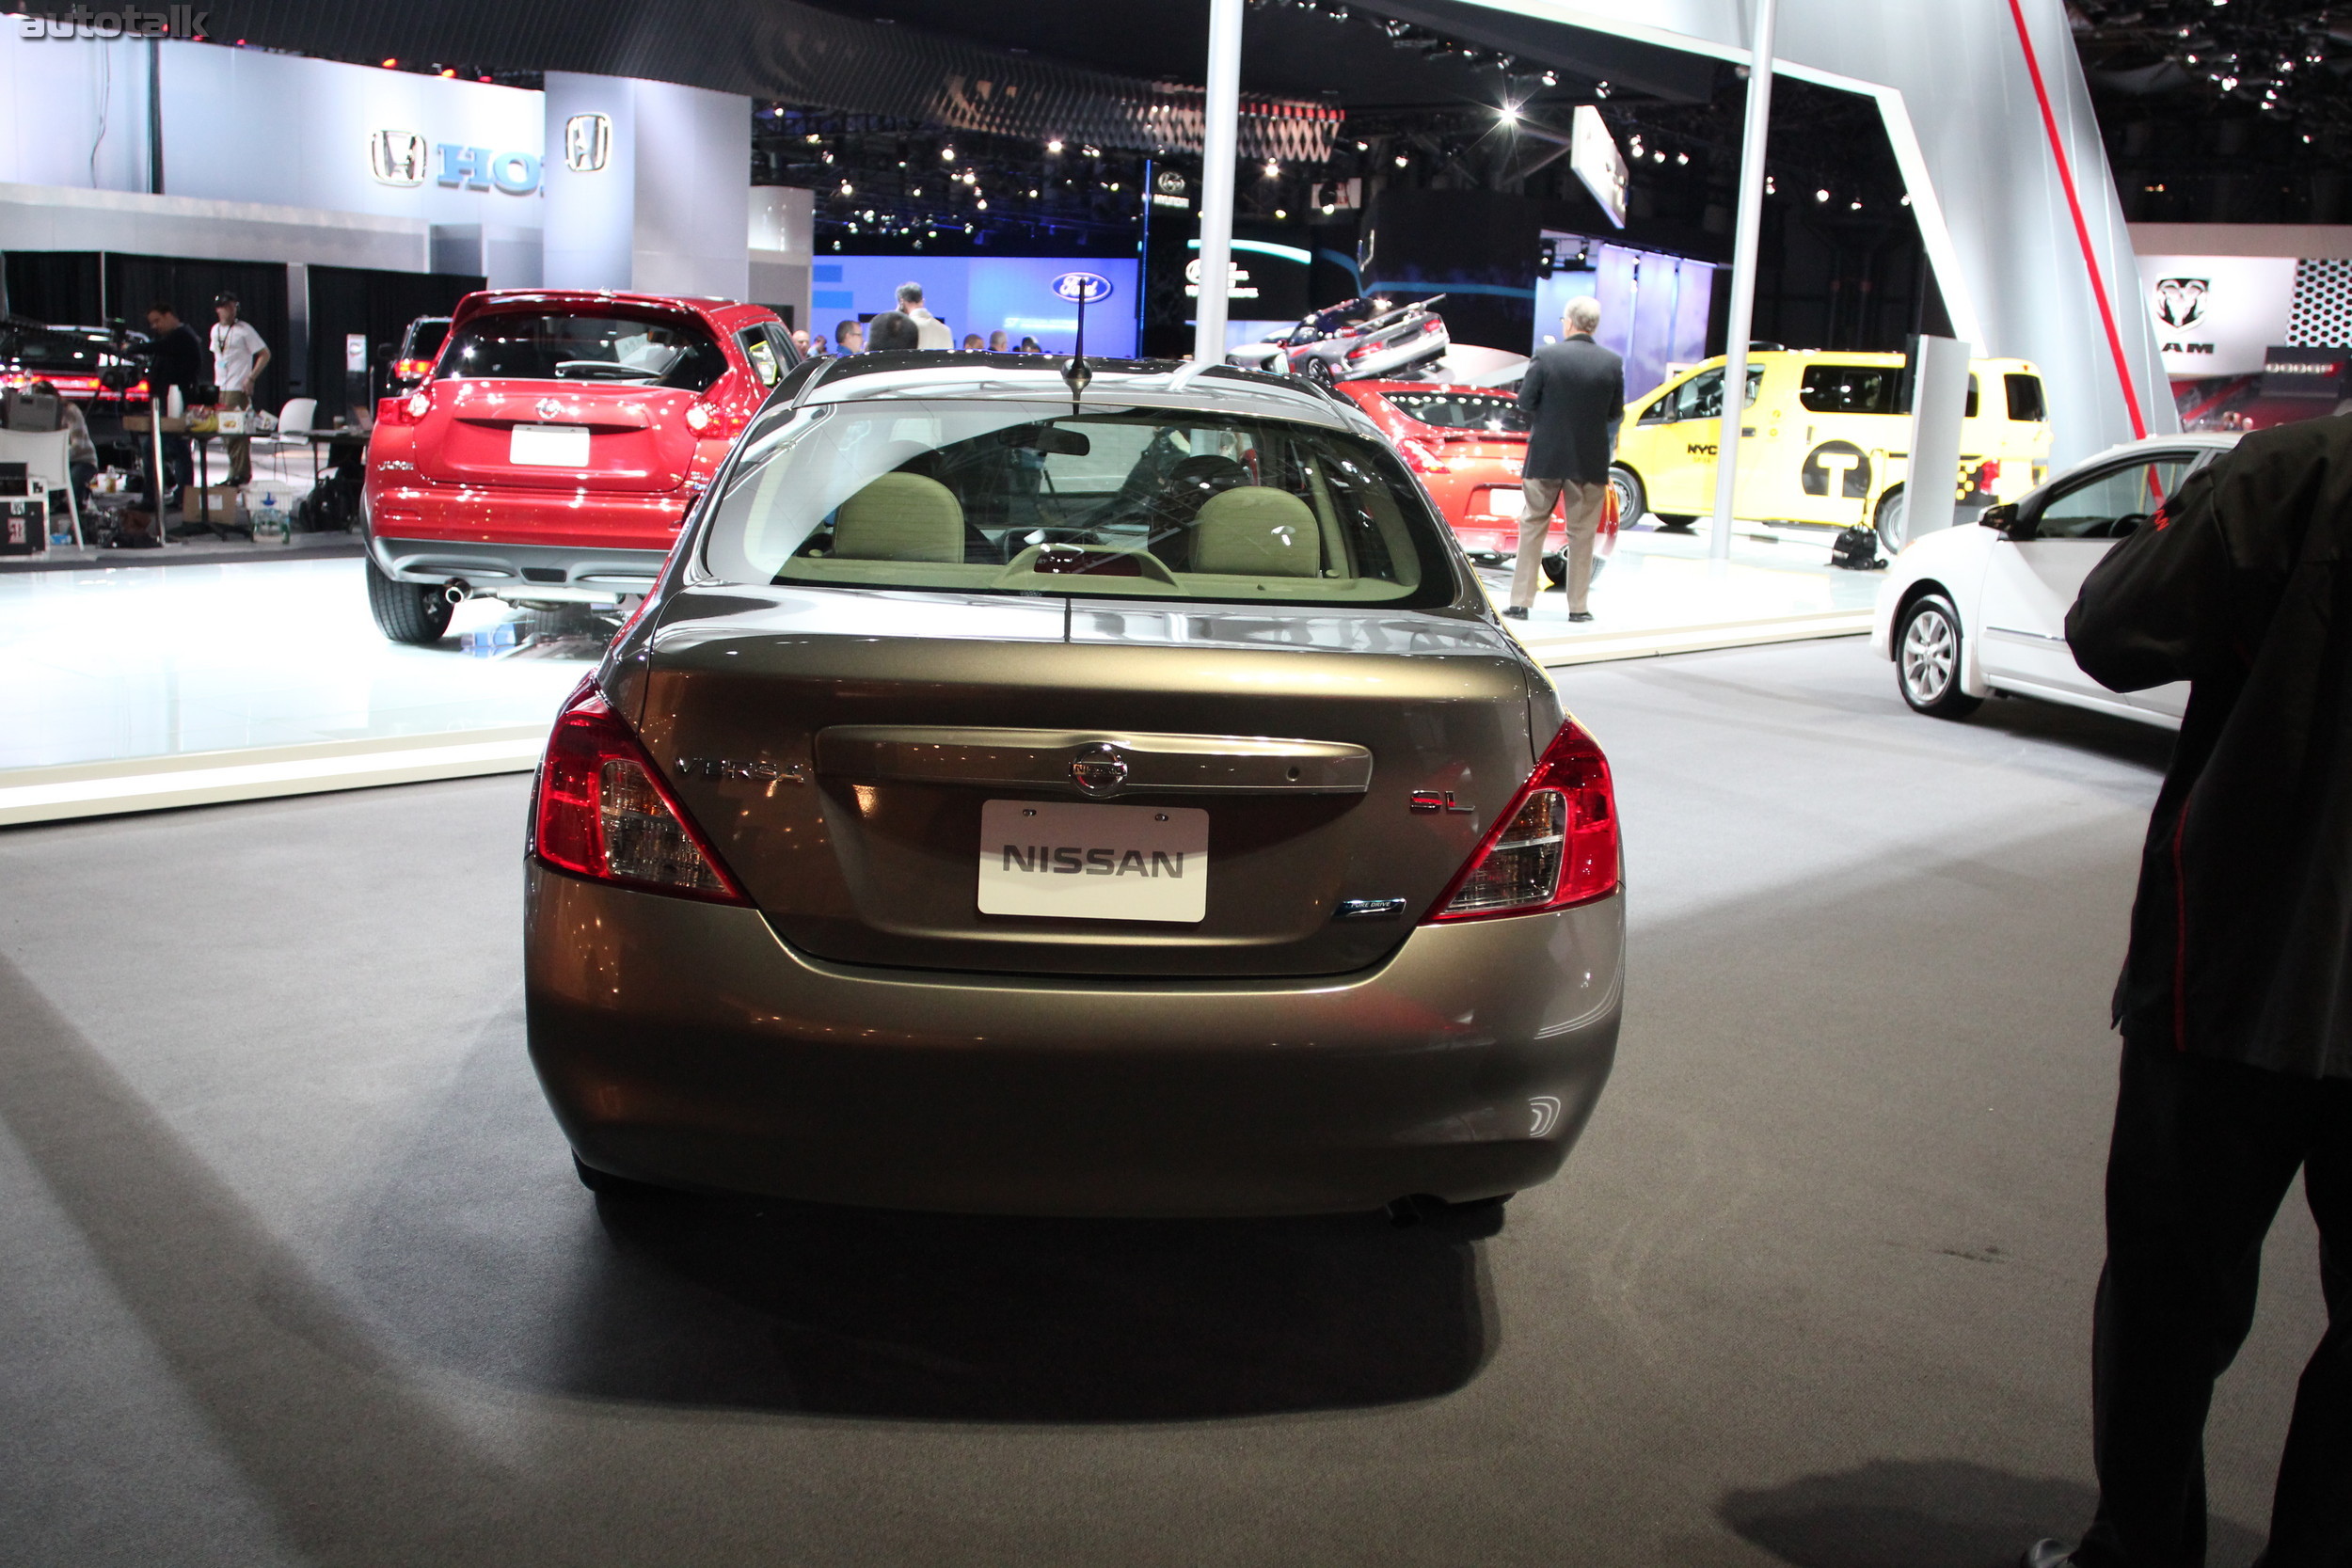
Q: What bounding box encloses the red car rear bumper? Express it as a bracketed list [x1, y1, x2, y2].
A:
[365, 480, 688, 593]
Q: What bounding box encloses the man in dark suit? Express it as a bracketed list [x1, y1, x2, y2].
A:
[2021, 416, 2352, 1568]
[1510, 296, 1623, 622]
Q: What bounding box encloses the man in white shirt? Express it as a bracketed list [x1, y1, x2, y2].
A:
[896, 282, 953, 351]
[209, 292, 270, 486]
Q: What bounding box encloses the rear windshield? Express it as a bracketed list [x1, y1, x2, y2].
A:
[1798, 364, 1902, 415]
[403, 320, 450, 362]
[1, 329, 121, 372]
[1379, 390, 1527, 434]
[435, 311, 726, 391]
[701, 400, 1455, 607]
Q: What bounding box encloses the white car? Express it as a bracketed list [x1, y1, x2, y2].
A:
[1874, 434, 2239, 728]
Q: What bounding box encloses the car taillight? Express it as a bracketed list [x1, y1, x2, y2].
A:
[404, 390, 430, 421]
[1345, 343, 1371, 360]
[1397, 436, 1451, 475]
[1425, 720, 1619, 922]
[532, 679, 749, 905]
[684, 402, 745, 439]
[1421, 319, 1442, 334]
[1975, 459, 2000, 490]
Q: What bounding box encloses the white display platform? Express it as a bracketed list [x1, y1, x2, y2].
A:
[1483, 519, 1882, 663]
[0, 559, 592, 823]
[0, 525, 1880, 825]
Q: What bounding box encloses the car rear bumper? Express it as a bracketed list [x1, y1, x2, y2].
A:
[365, 479, 689, 556]
[526, 866, 1623, 1216]
[369, 534, 672, 597]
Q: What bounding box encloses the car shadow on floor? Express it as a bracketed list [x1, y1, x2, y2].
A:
[1718, 1458, 2265, 1568]
[335, 1015, 1499, 1423]
[1963, 692, 2177, 774]
[531, 1185, 1498, 1422]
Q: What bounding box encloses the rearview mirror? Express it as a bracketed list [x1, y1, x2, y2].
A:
[1008, 425, 1091, 457]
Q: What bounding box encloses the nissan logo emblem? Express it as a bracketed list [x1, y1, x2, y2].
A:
[1070, 743, 1128, 796]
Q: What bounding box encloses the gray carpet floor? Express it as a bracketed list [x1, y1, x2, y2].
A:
[0, 637, 2327, 1567]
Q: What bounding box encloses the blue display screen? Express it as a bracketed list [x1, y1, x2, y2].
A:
[816, 256, 1139, 356]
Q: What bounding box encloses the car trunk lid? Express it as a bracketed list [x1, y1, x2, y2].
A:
[632, 587, 1535, 978]
[413, 380, 695, 493]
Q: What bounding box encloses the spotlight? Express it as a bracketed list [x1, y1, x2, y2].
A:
[1677, 151, 1690, 165]
[380, 56, 398, 68]
[1393, 152, 1408, 166]
[1263, 159, 1280, 176]
[1499, 103, 1519, 123]
[1275, 208, 1286, 218]
[1541, 70, 1557, 86]
[1046, 138, 1064, 153]
[1815, 188, 1830, 202]
[839, 181, 854, 196]
[941, 147, 957, 161]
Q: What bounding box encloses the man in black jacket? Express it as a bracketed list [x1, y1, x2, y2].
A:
[140, 301, 205, 511]
[1510, 297, 1623, 623]
[2028, 417, 2352, 1568]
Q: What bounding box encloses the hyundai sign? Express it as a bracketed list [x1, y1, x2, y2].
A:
[1052, 271, 1114, 304]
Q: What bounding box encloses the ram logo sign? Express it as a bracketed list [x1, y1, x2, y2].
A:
[564, 114, 613, 173]
[369, 129, 428, 187]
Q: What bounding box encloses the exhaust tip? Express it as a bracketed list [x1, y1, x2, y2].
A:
[442, 578, 470, 606]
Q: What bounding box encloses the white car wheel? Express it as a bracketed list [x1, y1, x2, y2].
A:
[1875, 487, 1908, 554]
[1896, 594, 1983, 720]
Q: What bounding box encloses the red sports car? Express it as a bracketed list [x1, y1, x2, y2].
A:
[361, 290, 798, 642]
[1337, 381, 1561, 563]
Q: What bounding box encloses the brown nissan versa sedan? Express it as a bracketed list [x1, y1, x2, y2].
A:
[525, 351, 1624, 1219]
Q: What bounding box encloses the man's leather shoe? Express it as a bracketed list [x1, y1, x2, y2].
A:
[1501, 606, 1530, 620]
[1567, 610, 1596, 623]
[2020, 1541, 2075, 1568]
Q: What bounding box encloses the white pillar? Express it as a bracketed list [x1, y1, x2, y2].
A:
[1708, 0, 1778, 561]
[1192, 0, 1244, 365]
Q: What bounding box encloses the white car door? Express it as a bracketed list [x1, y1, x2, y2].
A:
[1976, 451, 2201, 710]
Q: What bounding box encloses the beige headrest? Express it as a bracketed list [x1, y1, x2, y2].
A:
[1189, 487, 1321, 577]
[832, 471, 964, 563]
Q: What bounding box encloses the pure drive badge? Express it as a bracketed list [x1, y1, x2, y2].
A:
[976, 799, 1210, 924]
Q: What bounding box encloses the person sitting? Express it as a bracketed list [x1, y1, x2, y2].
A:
[1018, 336, 1043, 354]
[961, 333, 984, 351]
[26, 382, 97, 519]
[865, 311, 922, 353]
[989, 330, 1009, 352]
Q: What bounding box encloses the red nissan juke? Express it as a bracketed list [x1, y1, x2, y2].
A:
[361, 290, 798, 643]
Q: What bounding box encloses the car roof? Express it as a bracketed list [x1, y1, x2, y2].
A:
[790, 352, 1367, 432]
[448, 290, 770, 326]
[2070, 433, 2242, 467]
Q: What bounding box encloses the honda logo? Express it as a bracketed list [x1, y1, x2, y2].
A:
[564, 114, 612, 173]
[369, 129, 427, 187]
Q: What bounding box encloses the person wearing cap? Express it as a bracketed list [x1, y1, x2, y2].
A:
[209, 293, 269, 486]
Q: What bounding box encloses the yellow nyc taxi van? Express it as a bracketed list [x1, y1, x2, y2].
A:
[1608, 350, 2052, 546]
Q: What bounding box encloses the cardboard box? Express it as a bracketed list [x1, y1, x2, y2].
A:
[0, 498, 46, 555]
[187, 485, 243, 525]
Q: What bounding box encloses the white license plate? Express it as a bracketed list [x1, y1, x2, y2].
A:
[1485, 487, 1523, 516]
[977, 799, 1210, 923]
[509, 423, 590, 467]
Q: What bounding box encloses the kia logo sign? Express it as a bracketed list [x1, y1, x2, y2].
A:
[370, 129, 427, 187]
[1052, 271, 1114, 304]
[564, 114, 612, 173]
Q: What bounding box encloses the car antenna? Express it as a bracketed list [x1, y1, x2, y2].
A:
[1062, 283, 1091, 412]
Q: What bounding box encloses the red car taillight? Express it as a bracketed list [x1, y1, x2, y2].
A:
[532, 679, 749, 905]
[1424, 720, 1619, 922]
[683, 402, 746, 439]
[1397, 436, 1452, 475]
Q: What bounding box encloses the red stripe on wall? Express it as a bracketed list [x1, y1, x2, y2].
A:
[2005, 0, 2151, 440]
